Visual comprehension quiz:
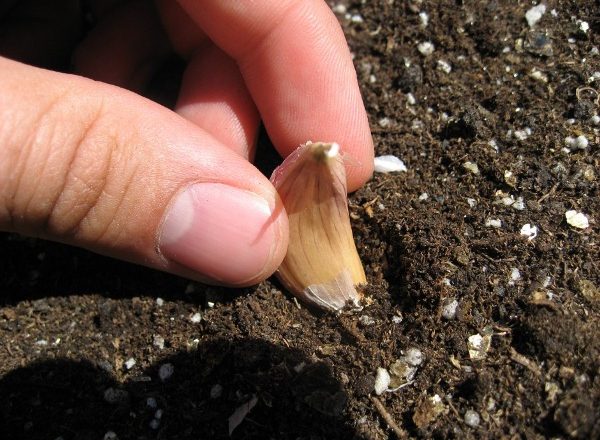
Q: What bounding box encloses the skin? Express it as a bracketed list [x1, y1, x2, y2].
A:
[0, 0, 374, 286]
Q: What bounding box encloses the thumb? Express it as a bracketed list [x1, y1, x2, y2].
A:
[0, 57, 288, 286]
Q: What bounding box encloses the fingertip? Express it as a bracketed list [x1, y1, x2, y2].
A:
[346, 138, 375, 192]
[159, 181, 288, 287]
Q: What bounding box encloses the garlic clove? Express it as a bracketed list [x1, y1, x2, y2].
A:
[270, 141, 366, 312]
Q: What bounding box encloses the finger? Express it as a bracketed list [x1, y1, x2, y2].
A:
[157, 1, 257, 158]
[73, 0, 170, 92]
[175, 0, 374, 191]
[0, 57, 288, 287]
[176, 43, 260, 160]
[155, 0, 207, 59]
[0, 0, 82, 69]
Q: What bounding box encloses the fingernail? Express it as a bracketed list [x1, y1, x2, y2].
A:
[159, 183, 280, 285]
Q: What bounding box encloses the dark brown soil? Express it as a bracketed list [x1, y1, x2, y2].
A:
[1, 1, 599, 439]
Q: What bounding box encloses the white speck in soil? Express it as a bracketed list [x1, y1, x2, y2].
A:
[525, 4, 546, 28]
[124, 358, 136, 370]
[437, 59, 452, 73]
[419, 192, 429, 201]
[155, 298, 164, 307]
[331, 4, 346, 14]
[468, 333, 491, 360]
[374, 155, 407, 173]
[565, 210, 590, 229]
[190, 312, 201, 323]
[463, 161, 479, 174]
[442, 298, 459, 320]
[509, 268, 521, 285]
[565, 135, 589, 150]
[158, 363, 174, 382]
[504, 170, 517, 186]
[153, 335, 165, 350]
[103, 431, 118, 440]
[419, 11, 429, 27]
[485, 218, 502, 228]
[359, 315, 375, 326]
[467, 198, 477, 208]
[520, 223, 538, 240]
[210, 384, 223, 399]
[512, 197, 525, 210]
[403, 348, 424, 366]
[529, 68, 548, 82]
[374, 368, 391, 395]
[146, 397, 157, 408]
[577, 20, 589, 33]
[412, 119, 425, 131]
[464, 409, 481, 427]
[513, 127, 532, 141]
[154, 409, 163, 420]
[378, 117, 391, 128]
[351, 14, 364, 23]
[417, 41, 434, 56]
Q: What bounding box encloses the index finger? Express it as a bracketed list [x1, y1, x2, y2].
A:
[175, 0, 374, 191]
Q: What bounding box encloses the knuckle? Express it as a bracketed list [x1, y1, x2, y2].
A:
[1, 95, 122, 242]
[45, 106, 123, 243]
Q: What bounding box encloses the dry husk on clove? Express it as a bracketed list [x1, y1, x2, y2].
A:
[270, 141, 366, 312]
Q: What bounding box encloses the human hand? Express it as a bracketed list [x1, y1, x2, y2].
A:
[0, 0, 374, 286]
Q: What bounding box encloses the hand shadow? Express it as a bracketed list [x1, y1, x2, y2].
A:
[0, 337, 361, 439]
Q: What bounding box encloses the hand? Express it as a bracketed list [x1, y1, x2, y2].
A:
[0, 0, 374, 286]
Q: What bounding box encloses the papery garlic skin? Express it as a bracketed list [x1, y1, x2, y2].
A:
[271, 141, 366, 312]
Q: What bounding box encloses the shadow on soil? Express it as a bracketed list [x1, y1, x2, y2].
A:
[0, 337, 362, 440]
[0, 232, 226, 307]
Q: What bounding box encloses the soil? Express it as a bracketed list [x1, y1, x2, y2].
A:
[1, 1, 599, 439]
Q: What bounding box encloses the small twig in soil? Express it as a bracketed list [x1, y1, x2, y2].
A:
[444, 396, 461, 419]
[370, 396, 407, 439]
[537, 182, 559, 204]
[509, 347, 542, 376]
[447, 153, 469, 169]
